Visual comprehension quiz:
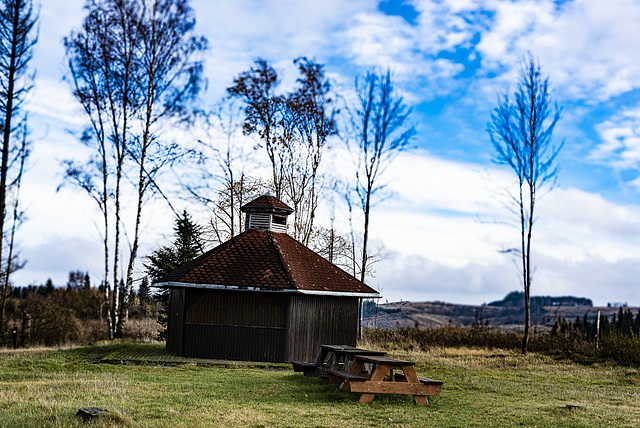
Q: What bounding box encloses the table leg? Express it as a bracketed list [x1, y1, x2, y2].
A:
[326, 352, 336, 369]
[344, 356, 353, 372]
[355, 363, 388, 404]
[347, 358, 364, 375]
[314, 348, 328, 366]
[402, 365, 428, 405]
[358, 393, 376, 404]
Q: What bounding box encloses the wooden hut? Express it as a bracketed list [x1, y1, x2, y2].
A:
[156, 195, 380, 363]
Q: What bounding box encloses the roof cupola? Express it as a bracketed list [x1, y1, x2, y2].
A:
[240, 194, 293, 233]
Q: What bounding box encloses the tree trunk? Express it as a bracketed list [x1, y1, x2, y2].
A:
[518, 180, 528, 354]
[360, 186, 372, 283]
[118, 120, 149, 337]
[0, 0, 20, 334]
[118, 10, 157, 335]
[522, 284, 530, 354]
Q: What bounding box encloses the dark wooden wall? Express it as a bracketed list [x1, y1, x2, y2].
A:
[183, 325, 286, 361]
[179, 289, 288, 362]
[166, 288, 359, 363]
[286, 295, 358, 361]
[166, 288, 185, 354]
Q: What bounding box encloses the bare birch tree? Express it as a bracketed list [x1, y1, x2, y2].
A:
[349, 69, 415, 283]
[0, 0, 36, 336]
[487, 53, 563, 354]
[64, 0, 143, 339]
[118, 0, 207, 337]
[64, 0, 206, 339]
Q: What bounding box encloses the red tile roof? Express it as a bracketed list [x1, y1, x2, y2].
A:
[157, 229, 379, 296]
[241, 195, 293, 213]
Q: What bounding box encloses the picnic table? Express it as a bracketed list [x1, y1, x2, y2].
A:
[292, 344, 386, 377]
[326, 354, 443, 405]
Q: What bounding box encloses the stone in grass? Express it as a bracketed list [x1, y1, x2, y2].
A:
[566, 404, 582, 411]
[76, 407, 110, 421]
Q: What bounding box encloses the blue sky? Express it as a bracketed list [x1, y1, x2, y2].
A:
[13, 0, 640, 306]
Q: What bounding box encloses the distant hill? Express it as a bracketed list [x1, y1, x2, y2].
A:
[364, 291, 635, 330]
[487, 291, 593, 308]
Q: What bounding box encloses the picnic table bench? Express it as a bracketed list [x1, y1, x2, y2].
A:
[328, 354, 443, 405]
[292, 344, 386, 377]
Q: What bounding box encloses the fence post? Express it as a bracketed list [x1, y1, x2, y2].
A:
[21, 312, 31, 348]
[595, 309, 601, 351]
[12, 326, 17, 349]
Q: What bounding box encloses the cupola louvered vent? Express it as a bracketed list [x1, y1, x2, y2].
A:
[241, 194, 293, 234]
[246, 213, 271, 231]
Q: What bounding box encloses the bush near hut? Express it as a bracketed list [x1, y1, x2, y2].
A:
[1, 282, 163, 347]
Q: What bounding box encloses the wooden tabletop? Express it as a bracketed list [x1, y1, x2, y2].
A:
[319, 344, 358, 351]
[319, 345, 386, 356]
[352, 355, 415, 365]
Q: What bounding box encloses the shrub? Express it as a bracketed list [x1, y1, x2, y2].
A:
[363, 325, 597, 358]
[598, 331, 640, 365]
[76, 319, 109, 344]
[28, 300, 81, 346]
[122, 318, 163, 343]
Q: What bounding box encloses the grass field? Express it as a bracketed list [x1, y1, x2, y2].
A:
[1, 342, 639, 427]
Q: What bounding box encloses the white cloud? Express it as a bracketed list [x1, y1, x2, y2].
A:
[13, 236, 104, 287]
[474, 0, 640, 101]
[536, 187, 640, 263]
[372, 254, 517, 305]
[383, 149, 511, 215]
[591, 105, 640, 171]
[413, 0, 477, 54]
[375, 250, 640, 307]
[353, 150, 640, 305]
[534, 254, 640, 307]
[191, 0, 376, 99]
[343, 12, 418, 71]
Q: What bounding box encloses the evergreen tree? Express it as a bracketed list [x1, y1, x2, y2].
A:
[145, 210, 204, 282]
[144, 210, 204, 339]
[44, 278, 54, 295]
[138, 276, 151, 304]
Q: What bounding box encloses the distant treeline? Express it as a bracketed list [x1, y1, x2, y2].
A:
[489, 291, 593, 308]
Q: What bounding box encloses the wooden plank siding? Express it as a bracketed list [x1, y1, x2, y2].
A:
[166, 288, 185, 354]
[286, 295, 358, 362]
[166, 289, 359, 363]
[178, 289, 288, 362]
[184, 290, 287, 327]
[182, 325, 286, 362]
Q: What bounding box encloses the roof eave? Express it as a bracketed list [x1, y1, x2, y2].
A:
[154, 281, 381, 299]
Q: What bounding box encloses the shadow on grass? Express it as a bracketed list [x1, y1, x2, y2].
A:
[284, 372, 442, 408]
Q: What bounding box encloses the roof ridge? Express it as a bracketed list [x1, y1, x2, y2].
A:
[278, 233, 364, 283]
[269, 232, 376, 293]
[267, 231, 297, 289]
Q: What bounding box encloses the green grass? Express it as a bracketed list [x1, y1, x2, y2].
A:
[1, 343, 639, 427]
